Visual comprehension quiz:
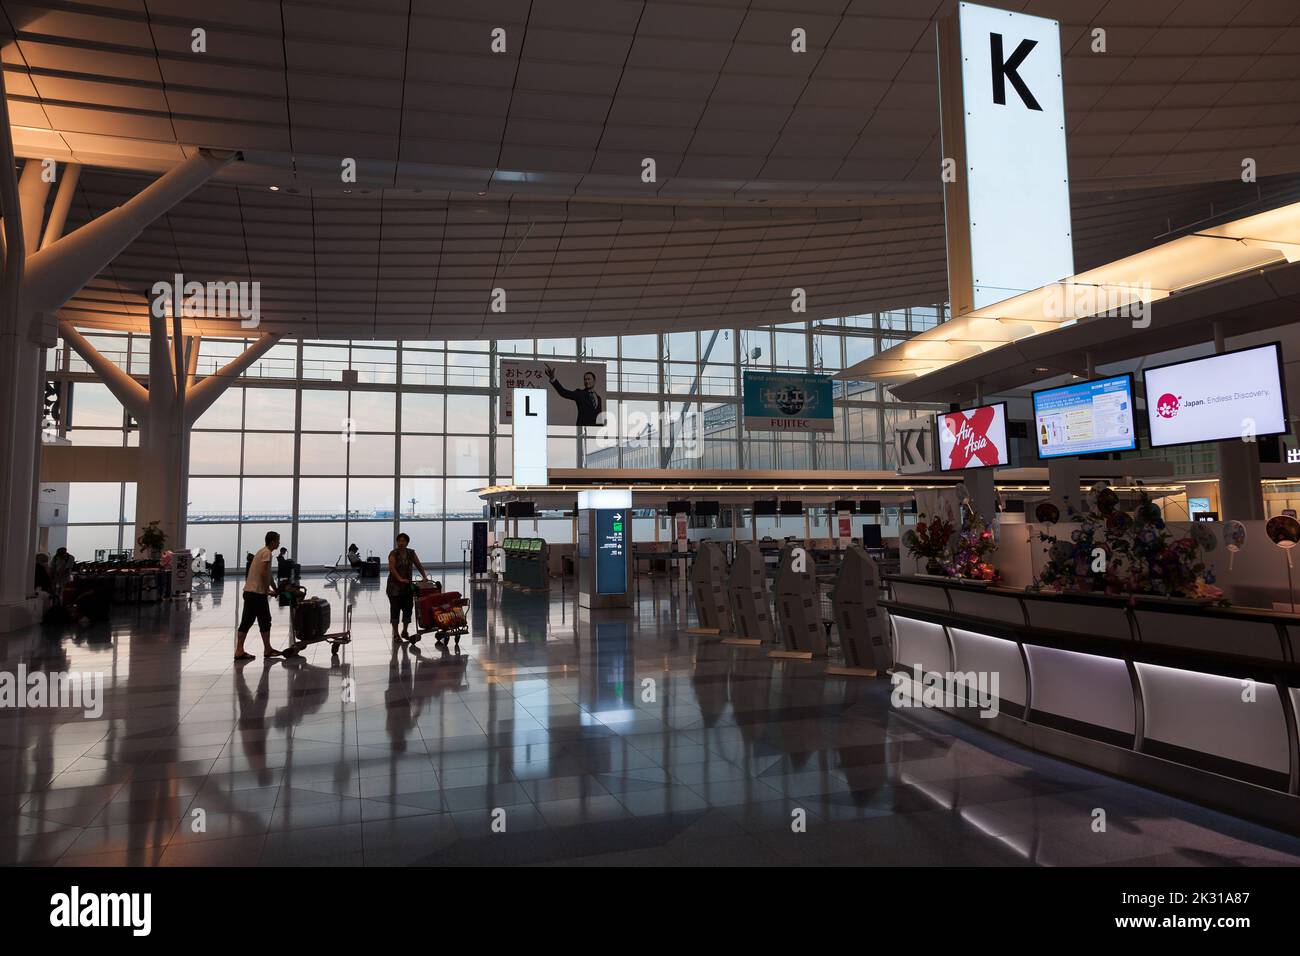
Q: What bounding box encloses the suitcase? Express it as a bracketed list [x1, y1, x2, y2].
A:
[294, 597, 331, 640]
[414, 587, 441, 631]
[416, 587, 466, 632]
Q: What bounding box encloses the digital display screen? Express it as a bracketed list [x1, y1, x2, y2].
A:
[935, 402, 1010, 472]
[595, 509, 627, 595]
[1143, 343, 1287, 448]
[1032, 374, 1137, 459]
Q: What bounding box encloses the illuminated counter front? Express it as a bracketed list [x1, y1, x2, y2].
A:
[883, 575, 1300, 834]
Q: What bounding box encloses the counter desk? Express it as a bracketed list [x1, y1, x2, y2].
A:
[882, 574, 1300, 834]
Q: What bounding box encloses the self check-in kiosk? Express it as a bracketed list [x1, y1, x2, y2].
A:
[725, 540, 775, 645]
[690, 540, 730, 632]
[577, 489, 632, 609]
[772, 542, 828, 658]
[829, 545, 891, 675]
[504, 537, 549, 590]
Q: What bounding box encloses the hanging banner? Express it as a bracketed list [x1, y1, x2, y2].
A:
[500, 359, 608, 427]
[742, 370, 834, 433]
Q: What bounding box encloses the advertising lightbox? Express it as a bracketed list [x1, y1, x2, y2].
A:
[1032, 374, 1137, 460]
[935, 402, 1010, 472]
[1142, 343, 1287, 448]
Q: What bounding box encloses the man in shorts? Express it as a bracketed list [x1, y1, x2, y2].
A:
[235, 531, 284, 662]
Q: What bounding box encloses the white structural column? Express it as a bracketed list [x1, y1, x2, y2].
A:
[0, 65, 237, 629]
[6, 161, 52, 609]
[21, 150, 237, 317]
[22, 164, 83, 593]
[60, 318, 280, 552]
[0, 68, 32, 631]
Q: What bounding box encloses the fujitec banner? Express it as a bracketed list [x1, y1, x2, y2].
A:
[742, 371, 834, 433]
[936, 403, 1009, 472]
[500, 359, 608, 427]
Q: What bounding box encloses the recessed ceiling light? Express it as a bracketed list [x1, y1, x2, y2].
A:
[1033, 367, 1049, 373]
[268, 185, 279, 191]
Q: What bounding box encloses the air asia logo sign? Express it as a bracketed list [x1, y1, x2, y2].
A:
[938, 405, 1007, 472]
[1156, 393, 1180, 419]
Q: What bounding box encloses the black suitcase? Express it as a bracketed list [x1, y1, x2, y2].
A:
[294, 597, 331, 640]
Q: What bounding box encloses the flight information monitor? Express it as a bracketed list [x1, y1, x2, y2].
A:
[1143, 342, 1287, 448]
[1032, 374, 1137, 459]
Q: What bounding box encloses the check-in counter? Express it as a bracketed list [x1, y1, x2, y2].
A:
[882, 574, 1300, 834]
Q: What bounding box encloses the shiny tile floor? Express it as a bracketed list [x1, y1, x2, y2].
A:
[2, 573, 1299, 867]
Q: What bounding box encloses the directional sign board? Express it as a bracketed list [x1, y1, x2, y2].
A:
[894, 415, 937, 474]
[595, 509, 627, 595]
[939, 2, 1073, 315]
[512, 387, 548, 486]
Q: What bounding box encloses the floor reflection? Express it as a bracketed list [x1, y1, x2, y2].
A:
[0, 573, 1297, 866]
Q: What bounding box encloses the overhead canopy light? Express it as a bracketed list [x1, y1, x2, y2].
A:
[838, 198, 1300, 385]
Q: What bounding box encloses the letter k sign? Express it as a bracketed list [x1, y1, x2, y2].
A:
[990, 33, 1041, 110]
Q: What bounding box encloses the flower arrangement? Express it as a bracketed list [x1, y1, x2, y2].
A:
[1034, 484, 1219, 599]
[903, 513, 955, 574]
[945, 513, 1000, 582]
[137, 520, 167, 556]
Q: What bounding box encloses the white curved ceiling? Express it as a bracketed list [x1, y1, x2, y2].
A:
[6, 0, 1300, 338]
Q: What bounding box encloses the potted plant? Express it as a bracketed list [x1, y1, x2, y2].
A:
[903, 513, 955, 576]
[945, 513, 1000, 582]
[138, 521, 167, 560]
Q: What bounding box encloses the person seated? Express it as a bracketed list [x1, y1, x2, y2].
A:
[277, 546, 292, 579]
[347, 543, 363, 568]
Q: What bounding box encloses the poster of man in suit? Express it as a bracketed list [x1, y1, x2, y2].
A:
[499, 359, 608, 427]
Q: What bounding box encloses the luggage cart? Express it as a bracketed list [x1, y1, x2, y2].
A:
[282, 581, 353, 658]
[410, 581, 469, 651]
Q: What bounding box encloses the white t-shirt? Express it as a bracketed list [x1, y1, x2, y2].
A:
[244, 547, 273, 594]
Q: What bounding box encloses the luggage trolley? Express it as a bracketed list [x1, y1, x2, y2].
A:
[282, 581, 353, 658]
[410, 580, 469, 651]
